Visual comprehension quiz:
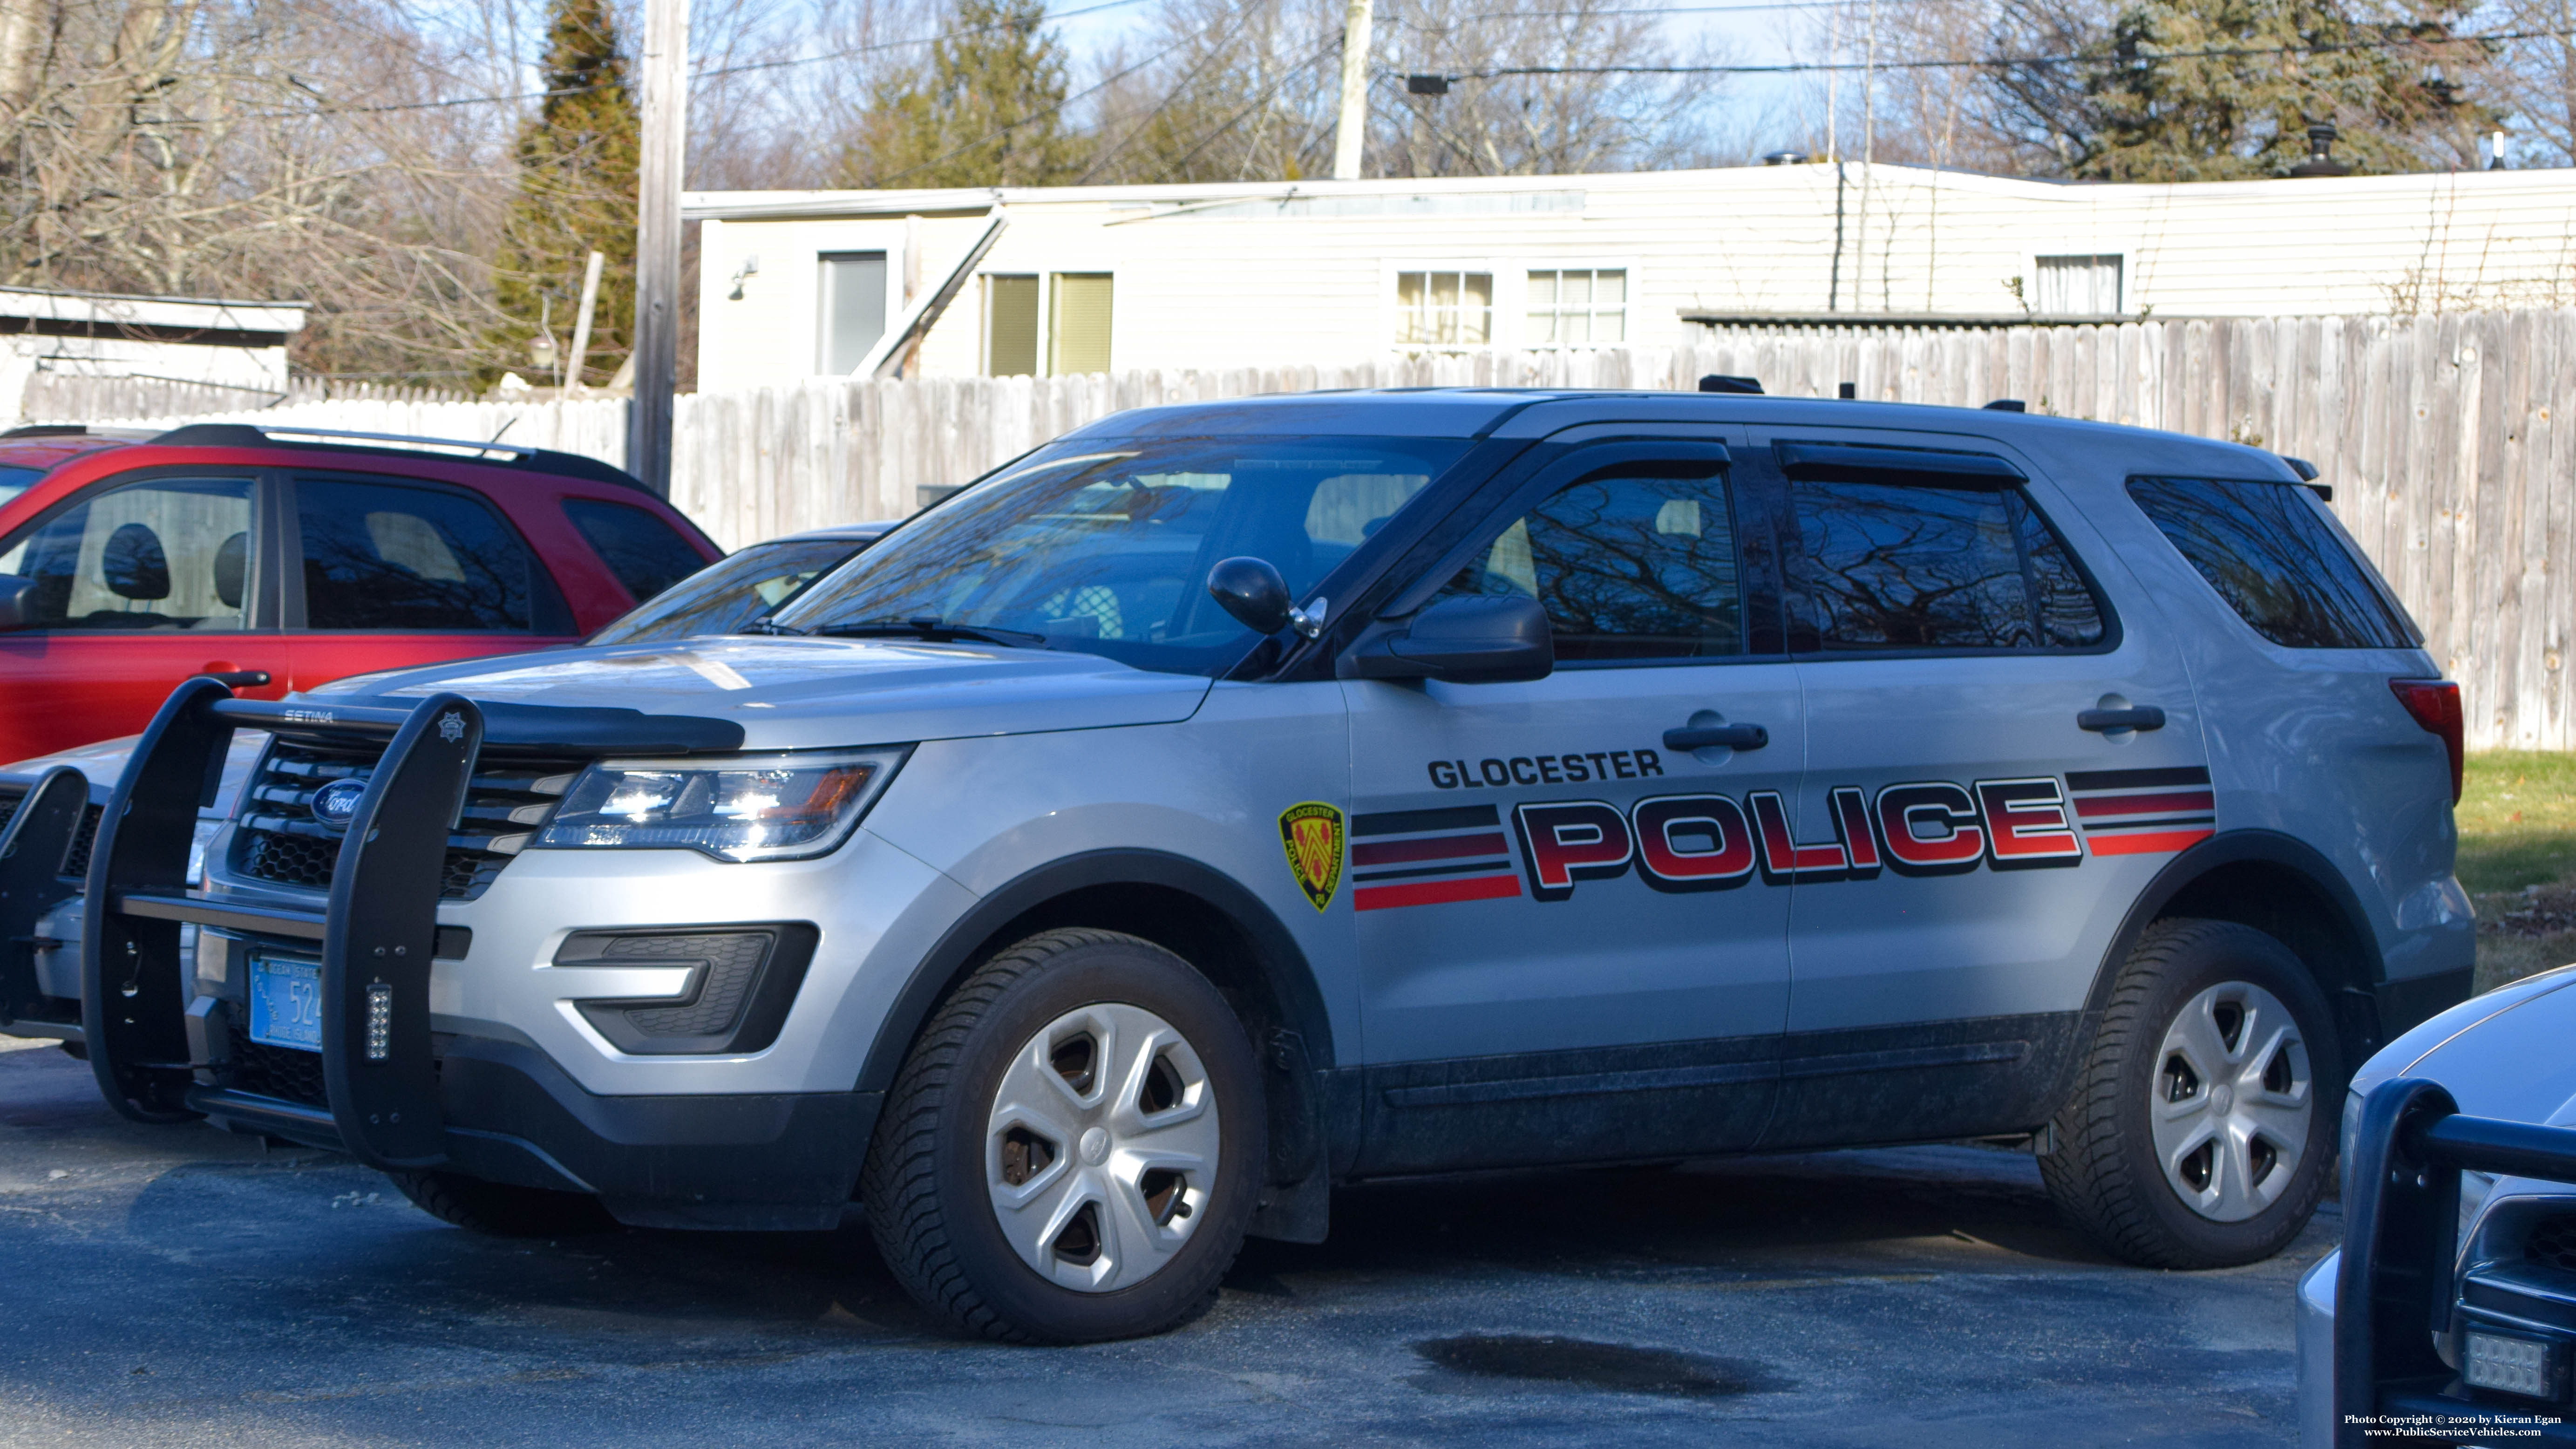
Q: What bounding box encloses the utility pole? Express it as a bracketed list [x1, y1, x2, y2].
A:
[630, 0, 691, 496]
[1332, 0, 1372, 181]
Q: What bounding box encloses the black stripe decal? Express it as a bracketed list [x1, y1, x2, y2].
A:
[2082, 815, 2216, 832]
[2065, 766, 2212, 792]
[1775, 1040, 2031, 1080]
[1352, 860, 1517, 884]
[1352, 804, 1502, 837]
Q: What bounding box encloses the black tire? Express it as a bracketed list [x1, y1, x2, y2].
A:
[2040, 917, 2345, 1269]
[385, 1169, 616, 1238]
[860, 928, 1264, 1344]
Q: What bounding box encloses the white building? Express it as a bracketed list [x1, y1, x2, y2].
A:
[686, 162, 2576, 389]
[0, 285, 305, 408]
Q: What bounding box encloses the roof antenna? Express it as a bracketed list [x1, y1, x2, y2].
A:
[489, 417, 517, 443]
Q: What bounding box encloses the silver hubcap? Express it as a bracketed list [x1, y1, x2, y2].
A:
[2150, 980, 2313, 1222]
[985, 1002, 1219, 1293]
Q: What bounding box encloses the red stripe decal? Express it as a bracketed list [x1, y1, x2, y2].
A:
[1353, 873, 1524, 912]
[2073, 791, 2216, 818]
[1352, 832, 1511, 867]
[2085, 828, 2215, 857]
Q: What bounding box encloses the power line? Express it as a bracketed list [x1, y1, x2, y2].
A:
[1416, 25, 2543, 80]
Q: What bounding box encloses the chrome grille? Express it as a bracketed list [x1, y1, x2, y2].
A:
[231, 735, 581, 901]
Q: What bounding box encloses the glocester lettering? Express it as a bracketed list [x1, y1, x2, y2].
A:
[1427, 750, 1665, 790]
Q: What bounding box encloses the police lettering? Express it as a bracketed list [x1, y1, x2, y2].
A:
[1428, 750, 1665, 789]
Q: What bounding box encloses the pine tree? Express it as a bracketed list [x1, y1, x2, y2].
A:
[2066, 0, 2488, 180]
[485, 0, 639, 388]
[839, 0, 1088, 188]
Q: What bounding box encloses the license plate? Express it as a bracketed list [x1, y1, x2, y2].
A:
[247, 955, 323, 1052]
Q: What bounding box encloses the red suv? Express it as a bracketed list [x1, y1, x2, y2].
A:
[0, 422, 720, 762]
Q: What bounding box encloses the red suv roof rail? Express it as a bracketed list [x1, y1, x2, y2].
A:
[146, 421, 650, 494]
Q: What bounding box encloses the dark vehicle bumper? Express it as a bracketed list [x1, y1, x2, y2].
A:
[2335, 1078, 2576, 1445]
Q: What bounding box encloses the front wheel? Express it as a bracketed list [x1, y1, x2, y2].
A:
[860, 929, 1264, 1343]
[2040, 917, 2344, 1268]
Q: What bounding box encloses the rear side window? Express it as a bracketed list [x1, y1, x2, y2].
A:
[564, 498, 707, 604]
[1787, 477, 2105, 651]
[298, 478, 535, 631]
[2127, 476, 2413, 649]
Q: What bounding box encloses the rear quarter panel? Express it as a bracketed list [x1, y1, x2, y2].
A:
[2011, 426, 2469, 988]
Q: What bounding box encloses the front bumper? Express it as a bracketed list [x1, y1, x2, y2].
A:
[82, 681, 890, 1228]
[2328, 1078, 2576, 1446]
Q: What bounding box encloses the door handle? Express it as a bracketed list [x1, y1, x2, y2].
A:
[1665, 723, 1769, 751]
[2077, 706, 2166, 733]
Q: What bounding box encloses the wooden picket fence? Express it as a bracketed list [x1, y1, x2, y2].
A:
[23, 313, 2573, 748]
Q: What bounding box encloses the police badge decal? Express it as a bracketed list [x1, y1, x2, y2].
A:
[1277, 802, 1346, 912]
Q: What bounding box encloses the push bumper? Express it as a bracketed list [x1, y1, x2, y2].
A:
[2332, 1078, 2576, 1445]
[84, 679, 874, 1228]
[0, 767, 91, 1042]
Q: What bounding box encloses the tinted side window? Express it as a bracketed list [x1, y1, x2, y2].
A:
[588, 537, 860, 645]
[0, 476, 253, 631]
[1440, 466, 1743, 661]
[2127, 476, 2413, 649]
[298, 478, 534, 631]
[564, 498, 707, 604]
[1789, 478, 2105, 650]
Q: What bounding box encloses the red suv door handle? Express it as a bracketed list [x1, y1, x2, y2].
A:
[2078, 706, 2166, 732]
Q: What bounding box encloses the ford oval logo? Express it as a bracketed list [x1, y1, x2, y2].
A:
[310, 779, 368, 830]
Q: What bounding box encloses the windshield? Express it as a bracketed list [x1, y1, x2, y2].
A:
[0, 464, 42, 512]
[772, 435, 1469, 675]
[588, 537, 863, 645]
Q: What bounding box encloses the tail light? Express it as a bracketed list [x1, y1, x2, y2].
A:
[2388, 678, 2462, 804]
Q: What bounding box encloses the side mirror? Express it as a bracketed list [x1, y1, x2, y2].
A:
[0, 574, 35, 631]
[1206, 556, 1292, 636]
[1347, 595, 1553, 684]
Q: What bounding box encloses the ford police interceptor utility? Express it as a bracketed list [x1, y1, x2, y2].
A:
[53, 389, 2473, 1344]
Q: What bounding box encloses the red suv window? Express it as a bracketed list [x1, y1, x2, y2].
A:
[295, 476, 538, 632]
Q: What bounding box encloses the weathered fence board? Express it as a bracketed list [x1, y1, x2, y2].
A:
[30, 313, 2576, 748]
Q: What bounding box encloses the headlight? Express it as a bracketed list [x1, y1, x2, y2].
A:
[533, 748, 907, 862]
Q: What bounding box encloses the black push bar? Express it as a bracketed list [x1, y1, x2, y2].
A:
[0, 765, 91, 1034]
[2335, 1076, 2576, 1447]
[82, 679, 485, 1166]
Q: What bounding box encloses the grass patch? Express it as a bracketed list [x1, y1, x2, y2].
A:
[2461, 751, 2576, 991]
[2458, 751, 2576, 895]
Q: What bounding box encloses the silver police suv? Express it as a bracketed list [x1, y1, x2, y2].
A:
[51, 390, 2472, 1343]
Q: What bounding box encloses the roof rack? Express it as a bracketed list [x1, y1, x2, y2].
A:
[146, 421, 647, 494]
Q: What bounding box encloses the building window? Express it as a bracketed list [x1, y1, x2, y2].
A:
[1396, 271, 1492, 348]
[2034, 254, 2123, 315]
[818, 251, 888, 374]
[1527, 268, 1625, 346]
[986, 274, 1040, 377]
[1050, 272, 1113, 375]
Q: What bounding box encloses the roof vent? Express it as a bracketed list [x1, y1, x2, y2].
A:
[1698, 374, 1763, 395]
[2289, 122, 2350, 178]
[1762, 150, 1808, 166]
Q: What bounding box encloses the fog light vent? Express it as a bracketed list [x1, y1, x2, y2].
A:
[2464, 1329, 2568, 1401]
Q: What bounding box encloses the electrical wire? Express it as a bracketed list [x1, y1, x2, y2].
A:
[1416, 25, 2542, 80]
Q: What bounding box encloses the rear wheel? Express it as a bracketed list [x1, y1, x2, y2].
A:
[860, 928, 1263, 1343]
[2040, 917, 2342, 1268]
[385, 1170, 615, 1238]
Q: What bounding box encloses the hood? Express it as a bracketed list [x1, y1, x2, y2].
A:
[311, 636, 1213, 750]
[0, 731, 265, 814]
[2353, 965, 2576, 1128]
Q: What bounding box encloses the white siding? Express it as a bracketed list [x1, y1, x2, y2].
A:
[690, 165, 2576, 387]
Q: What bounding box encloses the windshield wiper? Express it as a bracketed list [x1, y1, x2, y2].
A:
[806, 616, 1053, 649]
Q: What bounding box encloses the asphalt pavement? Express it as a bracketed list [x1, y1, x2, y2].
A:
[0, 1032, 2329, 1447]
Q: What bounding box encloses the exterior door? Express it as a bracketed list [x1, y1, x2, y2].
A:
[1746, 429, 2212, 1149]
[284, 473, 577, 692]
[1344, 441, 1802, 1172]
[0, 470, 283, 760]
